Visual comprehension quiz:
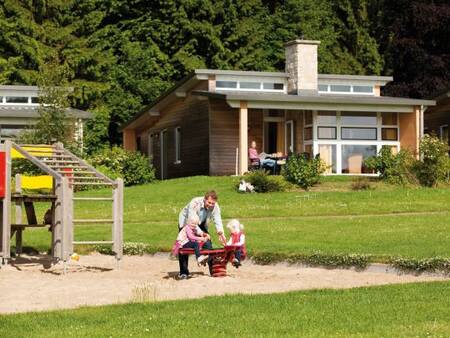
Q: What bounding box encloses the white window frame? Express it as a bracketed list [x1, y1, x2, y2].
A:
[318, 84, 375, 96]
[313, 111, 400, 175]
[174, 126, 181, 164]
[285, 120, 294, 154]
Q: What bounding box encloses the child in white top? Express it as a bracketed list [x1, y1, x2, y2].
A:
[226, 219, 246, 267]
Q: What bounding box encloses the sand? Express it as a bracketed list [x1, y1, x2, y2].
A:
[0, 253, 447, 314]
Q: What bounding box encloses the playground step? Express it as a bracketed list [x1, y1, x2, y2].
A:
[55, 170, 97, 175]
[73, 197, 113, 201]
[71, 181, 114, 186]
[73, 241, 114, 245]
[42, 160, 80, 164]
[73, 219, 114, 223]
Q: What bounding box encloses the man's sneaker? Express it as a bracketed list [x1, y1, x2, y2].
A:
[197, 255, 208, 266]
[232, 258, 241, 268]
[178, 274, 188, 280]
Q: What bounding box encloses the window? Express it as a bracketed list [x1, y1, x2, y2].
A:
[317, 112, 337, 125]
[148, 133, 154, 159]
[319, 144, 336, 174]
[31, 97, 39, 104]
[341, 112, 377, 126]
[341, 127, 377, 140]
[382, 145, 398, 155]
[341, 145, 377, 174]
[240, 82, 261, 89]
[304, 127, 312, 140]
[353, 86, 373, 93]
[5, 96, 28, 103]
[263, 83, 284, 90]
[382, 128, 398, 141]
[319, 84, 375, 95]
[318, 127, 336, 139]
[304, 111, 313, 125]
[216, 81, 237, 89]
[382, 112, 398, 126]
[175, 127, 181, 163]
[0, 96, 3, 103]
[330, 85, 351, 93]
[318, 84, 329, 92]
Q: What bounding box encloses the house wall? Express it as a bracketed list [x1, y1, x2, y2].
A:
[123, 129, 137, 151]
[285, 110, 304, 152]
[209, 98, 239, 176]
[424, 98, 450, 142]
[209, 98, 263, 175]
[399, 109, 419, 155]
[140, 81, 210, 179]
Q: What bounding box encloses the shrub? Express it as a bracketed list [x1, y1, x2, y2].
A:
[390, 256, 450, 274]
[413, 135, 450, 187]
[351, 178, 372, 191]
[94, 242, 158, 256]
[90, 146, 155, 186]
[241, 169, 287, 193]
[364, 146, 416, 185]
[282, 154, 326, 190]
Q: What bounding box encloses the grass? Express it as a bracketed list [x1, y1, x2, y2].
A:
[1, 281, 450, 337]
[19, 175, 450, 261]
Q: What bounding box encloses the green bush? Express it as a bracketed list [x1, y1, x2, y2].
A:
[90, 146, 155, 186]
[282, 154, 326, 190]
[390, 256, 450, 274]
[94, 242, 158, 256]
[351, 177, 373, 191]
[364, 146, 416, 185]
[251, 251, 370, 269]
[413, 135, 450, 187]
[241, 169, 287, 193]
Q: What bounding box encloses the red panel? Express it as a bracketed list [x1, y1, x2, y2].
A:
[0, 151, 5, 198]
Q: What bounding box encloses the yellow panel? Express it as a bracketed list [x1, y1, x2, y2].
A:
[21, 175, 53, 190]
[11, 146, 53, 159]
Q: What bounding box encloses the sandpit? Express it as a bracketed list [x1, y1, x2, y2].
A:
[0, 253, 447, 314]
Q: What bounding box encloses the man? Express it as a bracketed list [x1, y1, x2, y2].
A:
[177, 190, 226, 279]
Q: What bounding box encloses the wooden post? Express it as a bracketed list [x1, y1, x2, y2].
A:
[62, 178, 73, 262]
[52, 178, 64, 261]
[113, 178, 124, 265]
[15, 174, 23, 256]
[239, 101, 248, 175]
[1, 141, 12, 263]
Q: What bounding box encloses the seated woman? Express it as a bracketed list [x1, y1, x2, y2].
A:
[248, 141, 276, 173]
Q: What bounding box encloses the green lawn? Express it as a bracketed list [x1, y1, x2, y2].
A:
[1, 281, 449, 337]
[21, 176, 450, 260]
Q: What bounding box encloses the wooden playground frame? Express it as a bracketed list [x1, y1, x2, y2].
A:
[0, 141, 123, 271]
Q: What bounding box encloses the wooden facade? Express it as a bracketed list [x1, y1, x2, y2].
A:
[425, 91, 450, 150]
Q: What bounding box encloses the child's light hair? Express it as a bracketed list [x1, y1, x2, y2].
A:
[226, 219, 244, 232]
[185, 214, 200, 227]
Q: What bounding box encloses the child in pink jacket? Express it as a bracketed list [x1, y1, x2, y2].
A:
[173, 214, 209, 266]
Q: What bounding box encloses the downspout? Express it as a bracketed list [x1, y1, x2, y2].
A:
[420, 105, 425, 161]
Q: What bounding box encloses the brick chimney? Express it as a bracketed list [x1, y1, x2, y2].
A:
[285, 40, 320, 95]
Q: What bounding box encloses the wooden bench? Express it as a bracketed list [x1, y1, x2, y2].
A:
[178, 245, 245, 277]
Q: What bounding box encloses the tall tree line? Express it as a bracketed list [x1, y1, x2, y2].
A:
[0, 0, 448, 151]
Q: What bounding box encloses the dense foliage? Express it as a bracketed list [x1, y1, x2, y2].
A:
[241, 169, 287, 193]
[0, 0, 448, 152]
[282, 154, 326, 190]
[366, 136, 450, 187]
[89, 146, 155, 186]
[414, 135, 450, 187]
[364, 146, 417, 185]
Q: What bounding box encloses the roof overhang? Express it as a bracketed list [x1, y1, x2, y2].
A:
[192, 91, 436, 113]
